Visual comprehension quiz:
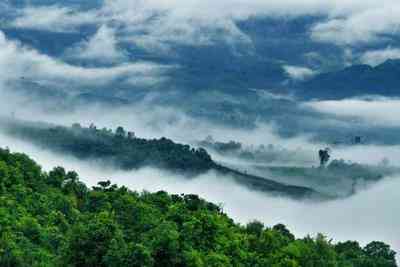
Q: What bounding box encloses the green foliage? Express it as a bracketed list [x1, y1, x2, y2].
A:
[0, 148, 396, 266]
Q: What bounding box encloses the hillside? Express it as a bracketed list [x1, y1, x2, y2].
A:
[0, 119, 322, 200]
[198, 138, 396, 197]
[0, 147, 396, 266]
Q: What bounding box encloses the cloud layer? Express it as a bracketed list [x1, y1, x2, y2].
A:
[0, 30, 168, 89]
[305, 97, 400, 127]
[10, 5, 98, 32]
[7, 0, 400, 49]
[361, 47, 400, 66]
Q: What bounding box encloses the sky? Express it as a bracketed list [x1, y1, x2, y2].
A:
[2, 0, 400, 72]
[0, 0, 400, 97]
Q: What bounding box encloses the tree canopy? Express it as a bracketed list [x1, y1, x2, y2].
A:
[5, 121, 215, 173]
[0, 147, 396, 266]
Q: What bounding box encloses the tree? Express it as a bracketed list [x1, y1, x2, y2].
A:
[319, 148, 331, 167]
[115, 126, 126, 137]
[0, 148, 396, 267]
[363, 241, 397, 267]
[64, 212, 126, 267]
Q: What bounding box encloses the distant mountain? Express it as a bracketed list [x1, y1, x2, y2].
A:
[297, 59, 400, 100]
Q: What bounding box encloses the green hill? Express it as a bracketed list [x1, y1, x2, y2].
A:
[0, 147, 396, 266]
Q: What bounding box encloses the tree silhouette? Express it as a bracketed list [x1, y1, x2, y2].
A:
[319, 148, 331, 167]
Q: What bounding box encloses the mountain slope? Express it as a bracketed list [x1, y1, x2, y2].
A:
[0, 147, 396, 266]
[0, 118, 324, 200]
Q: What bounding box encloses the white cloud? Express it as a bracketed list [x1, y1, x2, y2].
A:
[304, 97, 400, 127]
[311, 3, 400, 45]
[283, 65, 316, 80]
[8, 0, 400, 48]
[360, 47, 400, 66]
[102, 0, 254, 52]
[10, 5, 98, 32]
[66, 25, 126, 63]
[0, 30, 168, 88]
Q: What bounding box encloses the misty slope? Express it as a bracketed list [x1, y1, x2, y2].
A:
[199, 138, 399, 197]
[297, 59, 400, 100]
[0, 118, 322, 200]
[0, 147, 396, 266]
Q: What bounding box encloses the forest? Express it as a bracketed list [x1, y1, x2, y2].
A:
[0, 147, 397, 266]
[3, 120, 215, 173]
[0, 119, 322, 200]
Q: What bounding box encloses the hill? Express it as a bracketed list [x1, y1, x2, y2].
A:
[0, 118, 322, 200]
[198, 138, 396, 197]
[0, 147, 396, 266]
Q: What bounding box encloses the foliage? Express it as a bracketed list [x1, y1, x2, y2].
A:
[0, 148, 396, 266]
[2, 120, 323, 199]
[6, 121, 215, 173]
[198, 137, 315, 165]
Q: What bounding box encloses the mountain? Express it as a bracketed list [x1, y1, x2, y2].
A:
[297, 59, 400, 100]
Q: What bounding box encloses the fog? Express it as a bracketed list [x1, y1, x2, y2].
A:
[0, 96, 316, 151]
[1, 132, 399, 261]
[305, 97, 400, 128]
[5, 91, 400, 169]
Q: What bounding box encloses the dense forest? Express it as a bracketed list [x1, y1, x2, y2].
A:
[0, 119, 322, 200]
[0, 147, 397, 266]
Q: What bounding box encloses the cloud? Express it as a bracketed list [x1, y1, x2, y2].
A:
[10, 5, 98, 32]
[65, 25, 126, 63]
[360, 47, 400, 66]
[102, 0, 254, 52]
[7, 0, 400, 49]
[304, 97, 400, 127]
[311, 3, 400, 45]
[0, 30, 168, 88]
[283, 65, 316, 80]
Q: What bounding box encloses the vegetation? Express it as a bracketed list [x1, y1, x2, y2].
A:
[0, 147, 397, 266]
[198, 137, 315, 166]
[253, 159, 397, 197]
[266, 160, 389, 183]
[5, 120, 215, 173]
[199, 137, 397, 196]
[1, 119, 323, 200]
